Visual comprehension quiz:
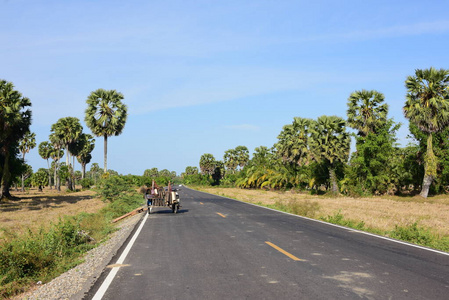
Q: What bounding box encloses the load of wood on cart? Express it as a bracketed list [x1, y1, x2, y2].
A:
[144, 180, 181, 214]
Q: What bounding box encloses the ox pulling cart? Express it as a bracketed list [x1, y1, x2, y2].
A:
[145, 181, 181, 214]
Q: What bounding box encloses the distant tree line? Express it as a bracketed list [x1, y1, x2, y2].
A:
[184, 68, 449, 198]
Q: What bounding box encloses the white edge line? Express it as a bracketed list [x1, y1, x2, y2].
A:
[92, 213, 149, 300]
[187, 186, 449, 257]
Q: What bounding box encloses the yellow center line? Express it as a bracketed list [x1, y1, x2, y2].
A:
[265, 241, 301, 261]
[217, 212, 227, 218]
[200, 202, 204, 205]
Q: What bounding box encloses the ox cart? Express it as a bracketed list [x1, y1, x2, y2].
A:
[145, 182, 181, 214]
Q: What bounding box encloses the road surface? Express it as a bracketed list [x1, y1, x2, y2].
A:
[86, 187, 449, 299]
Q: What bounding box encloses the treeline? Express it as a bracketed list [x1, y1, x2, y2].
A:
[183, 68, 449, 198]
[0, 82, 128, 198]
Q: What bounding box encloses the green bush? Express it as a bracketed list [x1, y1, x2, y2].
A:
[320, 211, 367, 230]
[0, 217, 93, 298]
[80, 178, 94, 189]
[98, 175, 134, 202]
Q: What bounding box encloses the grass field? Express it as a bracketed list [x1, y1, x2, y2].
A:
[0, 187, 105, 240]
[198, 187, 449, 238]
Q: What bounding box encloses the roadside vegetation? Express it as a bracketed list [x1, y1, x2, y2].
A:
[183, 68, 449, 199]
[0, 176, 145, 299]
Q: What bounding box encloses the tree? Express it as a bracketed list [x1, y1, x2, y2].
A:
[159, 169, 171, 178]
[143, 168, 159, 177]
[74, 133, 95, 179]
[403, 67, 449, 198]
[31, 168, 49, 191]
[38, 141, 54, 189]
[49, 132, 65, 190]
[199, 153, 216, 175]
[223, 149, 238, 174]
[51, 117, 83, 190]
[276, 117, 313, 166]
[235, 146, 249, 169]
[18, 131, 36, 192]
[344, 119, 400, 195]
[85, 89, 127, 173]
[184, 166, 199, 175]
[310, 115, 350, 194]
[0, 80, 32, 199]
[89, 163, 101, 185]
[347, 90, 388, 136]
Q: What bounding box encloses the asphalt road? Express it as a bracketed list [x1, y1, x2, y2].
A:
[87, 187, 449, 300]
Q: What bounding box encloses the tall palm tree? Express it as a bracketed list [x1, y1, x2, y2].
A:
[310, 115, 350, 194]
[18, 131, 36, 192]
[347, 90, 388, 136]
[85, 89, 127, 173]
[235, 146, 249, 170]
[403, 67, 449, 198]
[223, 149, 238, 174]
[276, 117, 313, 166]
[49, 132, 65, 191]
[0, 80, 32, 199]
[199, 153, 216, 175]
[51, 117, 83, 190]
[38, 141, 54, 189]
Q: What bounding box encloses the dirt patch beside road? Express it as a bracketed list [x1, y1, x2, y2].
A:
[0, 187, 105, 239]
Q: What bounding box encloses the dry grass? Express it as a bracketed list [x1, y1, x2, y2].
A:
[200, 187, 449, 237]
[0, 187, 105, 239]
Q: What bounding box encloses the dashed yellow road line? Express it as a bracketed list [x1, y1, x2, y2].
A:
[200, 202, 204, 205]
[217, 212, 226, 218]
[265, 241, 301, 261]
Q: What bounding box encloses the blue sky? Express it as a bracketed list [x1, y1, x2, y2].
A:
[2, 0, 449, 175]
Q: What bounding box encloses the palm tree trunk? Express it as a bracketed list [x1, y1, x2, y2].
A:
[21, 153, 25, 192]
[329, 167, 338, 195]
[1, 147, 12, 199]
[420, 134, 436, 198]
[81, 163, 86, 179]
[72, 155, 76, 190]
[104, 134, 108, 173]
[47, 159, 52, 189]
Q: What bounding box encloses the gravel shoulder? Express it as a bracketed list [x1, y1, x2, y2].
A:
[14, 213, 143, 300]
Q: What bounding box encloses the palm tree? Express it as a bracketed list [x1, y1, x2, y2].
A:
[51, 117, 83, 190]
[18, 131, 36, 192]
[0, 80, 32, 199]
[85, 89, 127, 173]
[276, 117, 313, 166]
[347, 90, 388, 136]
[235, 146, 249, 170]
[403, 67, 449, 198]
[38, 141, 54, 189]
[49, 132, 64, 190]
[184, 166, 199, 175]
[223, 149, 238, 174]
[73, 133, 95, 179]
[310, 115, 350, 194]
[199, 153, 216, 175]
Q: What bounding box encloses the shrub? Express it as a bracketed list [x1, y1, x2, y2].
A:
[80, 178, 94, 189]
[98, 175, 134, 202]
[320, 211, 366, 230]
